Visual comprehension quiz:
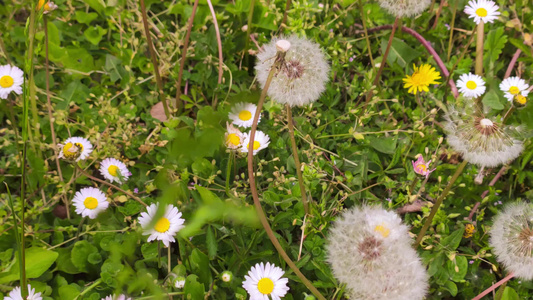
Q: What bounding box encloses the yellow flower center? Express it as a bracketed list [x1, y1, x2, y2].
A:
[108, 165, 119, 177]
[62, 142, 83, 159]
[238, 110, 252, 121]
[84, 197, 98, 209]
[509, 86, 520, 95]
[247, 141, 261, 151]
[416, 164, 428, 172]
[476, 8, 488, 17]
[227, 133, 241, 146]
[0, 75, 14, 88]
[516, 95, 527, 105]
[410, 73, 423, 85]
[374, 224, 390, 238]
[466, 80, 477, 90]
[257, 277, 274, 295]
[154, 217, 170, 233]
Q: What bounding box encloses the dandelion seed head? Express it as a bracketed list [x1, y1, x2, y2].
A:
[377, 0, 431, 17]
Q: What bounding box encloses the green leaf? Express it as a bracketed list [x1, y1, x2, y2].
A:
[71, 240, 98, 272]
[368, 136, 397, 154]
[84, 25, 107, 45]
[443, 281, 458, 296]
[58, 285, 81, 300]
[190, 248, 212, 286]
[381, 37, 421, 68]
[183, 274, 205, 299]
[206, 226, 217, 260]
[56, 247, 82, 274]
[104, 55, 124, 82]
[447, 255, 468, 282]
[482, 90, 505, 110]
[484, 27, 508, 63]
[501, 286, 520, 300]
[441, 227, 465, 250]
[0, 247, 59, 283]
[75, 11, 98, 24]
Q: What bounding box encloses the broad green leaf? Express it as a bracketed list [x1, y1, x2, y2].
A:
[443, 281, 458, 297]
[183, 274, 205, 299]
[482, 90, 505, 110]
[0, 247, 58, 283]
[71, 240, 98, 272]
[206, 226, 217, 260]
[501, 287, 520, 300]
[381, 37, 421, 68]
[84, 25, 107, 45]
[190, 249, 212, 286]
[104, 55, 124, 82]
[441, 227, 465, 250]
[75, 11, 98, 24]
[447, 255, 468, 282]
[58, 285, 81, 300]
[368, 136, 397, 154]
[484, 27, 507, 63]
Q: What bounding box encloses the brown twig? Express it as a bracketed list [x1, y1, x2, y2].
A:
[473, 273, 514, 300]
[504, 49, 522, 79]
[280, 0, 291, 29]
[206, 0, 223, 109]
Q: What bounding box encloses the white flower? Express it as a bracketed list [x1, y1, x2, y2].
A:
[464, 0, 500, 24]
[240, 131, 270, 155]
[5, 285, 42, 300]
[72, 187, 109, 219]
[326, 206, 428, 300]
[444, 104, 523, 168]
[102, 295, 132, 300]
[58, 137, 93, 162]
[242, 262, 290, 300]
[377, 0, 431, 17]
[255, 35, 329, 107]
[457, 73, 486, 99]
[225, 122, 244, 150]
[490, 202, 533, 280]
[228, 102, 260, 128]
[174, 276, 186, 289]
[138, 203, 185, 247]
[0, 64, 24, 99]
[500, 76, 530, 102]
[99, 158, 130, 184]
[221, 271, 233, 282]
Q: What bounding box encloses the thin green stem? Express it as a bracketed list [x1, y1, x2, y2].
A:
[5, 184, 23, 297]
[359, 0, 374, 68]
[446, 1, 457, 61]
[74, 279, 102, 300]
[140, 0, 170, 119]
[247, 51, 325, 300]
[225, 151, 233, 197]
[415, 160, 468, 246]
[286, 105, 309, 215]
[206, 0, 223, 109]
[245, 0, 256, 54]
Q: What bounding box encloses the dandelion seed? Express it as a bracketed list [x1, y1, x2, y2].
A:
[255, 35, 329, 107]
[0, 64, 23, 99]
[58, 137, 93, 162]
[72, 187, 109, 219]
[242, 262, 290, 300]
[225, 122, 244, 150]
[99, 158, 130, 184]
[228, 102, 260, 128]
[402, 64, 441, 95]
[240, 131, 270, 155]
[490, 202, 533, 280]
[412, 155, 436, 178]
[138, 203, 185, 247]
[377, 0, 431, 17]
[464, 0, 500, 24]
[4, 285, 42, 300]
[500, 77, 529, 103]
[457, 73, 486, 99]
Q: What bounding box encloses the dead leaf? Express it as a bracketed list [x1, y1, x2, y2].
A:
[150, 101, 168, 122]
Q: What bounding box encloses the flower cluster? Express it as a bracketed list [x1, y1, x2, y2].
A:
[227, 102, 270, 155]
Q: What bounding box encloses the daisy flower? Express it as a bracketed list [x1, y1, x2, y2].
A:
[229, 102, 260, 128]
[221, 270, 233, 282]
[500, 77, 530, 103]
[37, 0, 58, 13]
[326, 206, 428, 300]
[457, 73, 486, 99]
[0, 64, 24, 99]
[515, 94, 528, 106]
[240, 131, 270, 155]
[464, 0, 500, 24]
[72, 187, 109, 219]
[255, 35, 330, 107]
[5, 285, 42, 300]
[377, 0, 431, 18]
[490, 202, 533, 280]
[102, 295, 132, 300]
[225, 122, 244, 150]
[402, 64, 441, 95]
[99, 158, 130, 184]
[412, 155, 436, 177]
[58, 137, 93, 162]
[242, 262, 290, 300]
[174, 276, 186, 289]
[138, 203, 185, 247]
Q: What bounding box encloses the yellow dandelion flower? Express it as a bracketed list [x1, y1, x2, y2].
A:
[402, 64, 441, 95]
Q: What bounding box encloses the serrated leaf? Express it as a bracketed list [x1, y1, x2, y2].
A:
[484, 27, 508, 63]
[482, 90, 505, 110]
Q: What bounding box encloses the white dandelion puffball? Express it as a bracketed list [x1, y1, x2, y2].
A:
[240, 130, 270, 155]
[255, 35, 329, 107]
[102, 295, 132, 300]
[500, 77, 530, 102]
[72, 187, 109, 219]
[0, 64, 23, 100]
[242, 262, 290, 300]
[457, 73, 486, 99]
[444, 105, 523, 168]
[326, 205, 428, 300]
[225, 122, 244, 150]
[464, 0, 500, 24]
[377, 0, 431, 18]
[58, 136, 93, 162]
[490, 202, 533, 280]
[5, 285, 42, 300]
[99, 158, 130, 184]
[138, 203, 185, 247]
[228, 102, 260, 128]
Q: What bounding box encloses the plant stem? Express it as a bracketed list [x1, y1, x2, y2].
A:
[225, 151, 233, 197]
[246, 53, 325, 300]
[75, 165, 148, 207]
[175, 0, 199, 112]
[475, 21, 484, 76]
[504, 49, 522, 79]
[415, 160, 468, 246]
[446, 0, 457, 61]
[206, 0, 223, 109]
[472, 273, 514, 300]
[245, 0, 256, 54]
[280, 0, 291, 29]
[167, 244, 171, 274]
[286, 105, 309, 215]
[140, 0, 170, 119]
[74, 279, 102, 300]
[359, 0, 374, 68]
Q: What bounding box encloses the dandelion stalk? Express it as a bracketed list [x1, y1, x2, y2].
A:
[247, 52, 325, 300]
[286, 105, 309, 215]
[206, 0, 224, 109]
[140, 0, 170, 119]
[415, 160, 468, 246]
[472, 273, 514, 300]
[175, 0, 199, 112]
[225, 151, 233, 197]
[475, 21, 484, 76]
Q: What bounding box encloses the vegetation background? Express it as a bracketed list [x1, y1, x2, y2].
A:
[1, 0, 533, 299]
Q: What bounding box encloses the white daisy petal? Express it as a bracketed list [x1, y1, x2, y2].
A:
[0, 64, 24, 100]
[456, 73, 486, 99]
[101, 295, 132, 300]
[242, 262, 289, 299]
[138, 203, 185, 247]
[99, 158, 130, 184]
[464, 0, 500, 24]
[240, 131, 270, 155]
[228, 102, 260, 128]
[58, 136, 93, 162]
[72, 187, 109, 219]
[5, 285, 43, 300]
[500, 76, 530, 102]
